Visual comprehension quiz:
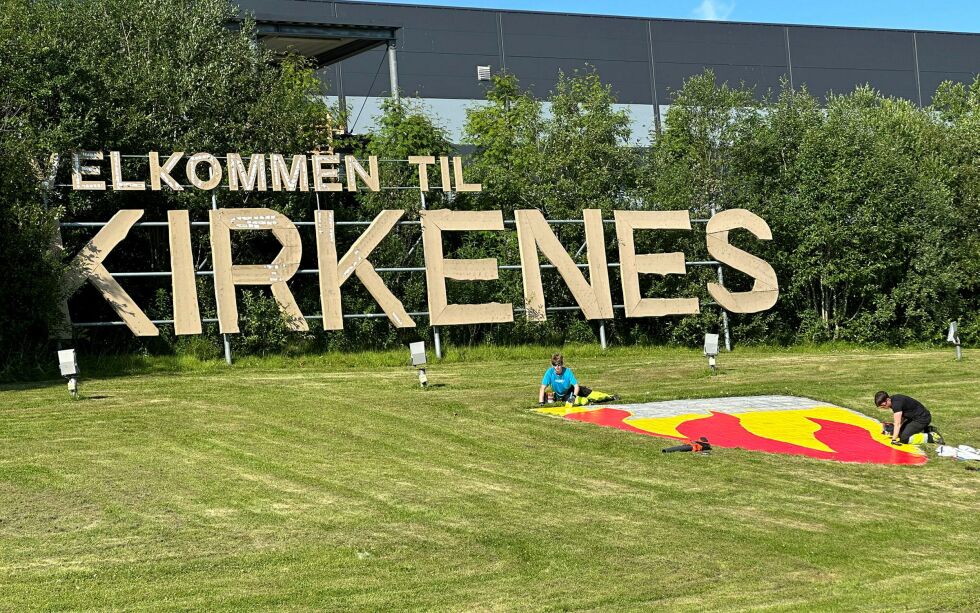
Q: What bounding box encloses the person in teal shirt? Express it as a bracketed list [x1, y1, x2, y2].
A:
[539, 353, 589, 405]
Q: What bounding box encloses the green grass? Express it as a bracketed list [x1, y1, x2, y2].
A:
[1, 346, 978, 611]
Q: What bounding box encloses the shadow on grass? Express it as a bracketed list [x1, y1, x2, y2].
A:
[0, 379, 64, 392]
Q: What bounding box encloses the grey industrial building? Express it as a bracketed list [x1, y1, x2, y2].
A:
[238, 0, 980, 143]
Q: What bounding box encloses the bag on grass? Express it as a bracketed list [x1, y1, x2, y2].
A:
[584, 389, 617, 404]
[563, 387, 619, 406]
[936, 445, 980, 461]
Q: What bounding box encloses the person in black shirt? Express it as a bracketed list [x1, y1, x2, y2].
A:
[874, 391, 932, 444]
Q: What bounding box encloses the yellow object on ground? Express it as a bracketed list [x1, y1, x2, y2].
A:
[539, 390, 617, 413]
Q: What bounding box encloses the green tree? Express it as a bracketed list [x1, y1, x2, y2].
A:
[319, 98, 454, 350]
[647, 71, 975, 345]
[0, 0, 333, 373]
[465, 70, 637, 217]
[930, 79, 980, 343]
[640, 71, 761, 344]
[461, 73, 547, 214]
[752, 87, 966, 343]
[462, 70, 638, 345]
[645, 70, 759, 215]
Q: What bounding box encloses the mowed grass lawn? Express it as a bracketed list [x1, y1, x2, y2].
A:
[1, 346, 978, 611]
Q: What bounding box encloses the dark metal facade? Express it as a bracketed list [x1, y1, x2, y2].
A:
[237, 0, 980, 106]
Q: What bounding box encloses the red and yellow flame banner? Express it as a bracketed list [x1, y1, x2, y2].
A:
[538, 396, 926, 465]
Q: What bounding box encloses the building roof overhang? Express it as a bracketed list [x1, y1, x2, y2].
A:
[252, 20, 398, 67]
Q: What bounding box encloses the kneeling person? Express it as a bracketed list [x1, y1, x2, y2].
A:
[875, 391, 932, 445]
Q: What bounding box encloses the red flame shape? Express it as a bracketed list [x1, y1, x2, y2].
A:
[564, 408, 925, 465]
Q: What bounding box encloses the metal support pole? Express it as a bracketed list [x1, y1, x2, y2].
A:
[211, 193, 233, 365]
[956, 344, 962, 361]
[387, 41, 400, 101]
[711, 204, 732, 352]
[720, 310, 732, 353]
[336, 63, 348, 133]
[599, 321, 607, 350]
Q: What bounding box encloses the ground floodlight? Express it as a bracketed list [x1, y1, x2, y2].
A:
[409, 341, 428, 388]
[704, 333, 720, 371]
[57, 349, 80, 399]
[410, 342, 426, 367]
[948, 321, 961, 361]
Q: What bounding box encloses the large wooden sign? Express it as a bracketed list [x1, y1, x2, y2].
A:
[64, 213, 779, 337]
[61, 151, 779, 336]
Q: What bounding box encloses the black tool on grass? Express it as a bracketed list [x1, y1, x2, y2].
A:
[662, 437, 711, 454]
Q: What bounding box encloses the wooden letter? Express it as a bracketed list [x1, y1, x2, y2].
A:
[62, 210, 159, 336]
[270, 154, 309, 192]
[167, 210, 202, 335]
[209, 208, 308, 334]
[452, 156, 482, 192]
[408, 156, 436, 192]
[515, 209, 612, 320]
[438, 156, 451, 192]
[71, 151, 106, 190]
[186, 153, 222, 190]
[706, 209, 779, 313]
[109, 151, 145, 191]
[314, 210, 415, 330]
[615, 210, 700, 317]
[149, 152, 184, 191]
[227, 153, 267, 191]
[344, 155, 380, 192]
[312, 154, 342, 192]
[420, 209, 513, 325]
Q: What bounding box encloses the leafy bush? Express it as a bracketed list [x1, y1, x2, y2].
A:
[235, 290, 311, 357]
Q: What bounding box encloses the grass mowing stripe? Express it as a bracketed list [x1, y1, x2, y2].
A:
[1, 347, 977, 610]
